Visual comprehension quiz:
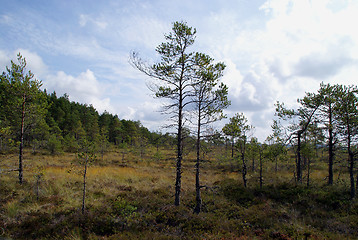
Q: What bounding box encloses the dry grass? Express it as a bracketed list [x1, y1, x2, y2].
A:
[0, 146, 357, 239]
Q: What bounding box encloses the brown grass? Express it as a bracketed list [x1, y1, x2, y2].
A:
[0, 146, 356, 239]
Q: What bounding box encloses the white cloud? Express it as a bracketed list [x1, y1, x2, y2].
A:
[221, 59, 244, 98]
[79, 14, 108, 29]
[118, 100, 165, 132]
[225, 60, 278, 114]
[90, 97, 113, 113]
[79, 14, 88, 27]
[47, 70, 100, 96]
[44, 69, 114, 113]
[16, 49, 48, 78]
[210, 0, 358, 141]
[0, 49, 48, 80]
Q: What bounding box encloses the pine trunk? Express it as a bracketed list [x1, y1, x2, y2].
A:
[347, 126, 355, 199]
[231, 136, 234, 159]
[174, 88, 183, 206]
[349, 151, 355, 199]
[259, 149, 263, 189]
[194, 114, 201, 214]
[36, 176, 40, 201]
[297, 132, 302, 184]
[82, 157, 88, 214]
[328, 105, 334, 185]
[251, 156, 255, 172]
[307, 157, 310, 187]
[18, 97, 26, 184]
[241, 140, 247, 188]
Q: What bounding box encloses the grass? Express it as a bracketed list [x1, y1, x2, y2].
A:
[0, 147, 357, 239]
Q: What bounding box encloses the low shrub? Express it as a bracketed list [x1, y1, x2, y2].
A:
[219, 179, 255, 206]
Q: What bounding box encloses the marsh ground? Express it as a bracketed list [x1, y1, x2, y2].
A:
[0, 147, 357, 239]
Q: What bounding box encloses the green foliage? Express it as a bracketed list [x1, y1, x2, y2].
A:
[63, 134, 79, 152]
[264, 140, 286, 163]
[220, 179, 255, 206]
[0, 53, 47, 131]
[112, 196, 137, 218]
[222, 113, 245, 139]
[153, 150, 163, 161]
[223, 113, 253, 151]
[77, 139, 97, 168]
[0, 125, 17, 153]
[0, 53, 49, 155]
[45, 91, 173, 152]
[47, 134, 63, 155]
[0, 53, 48, 183]
[275, 82, 358, 192]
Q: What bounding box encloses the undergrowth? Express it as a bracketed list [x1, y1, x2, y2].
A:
[0, 148, 357, 239]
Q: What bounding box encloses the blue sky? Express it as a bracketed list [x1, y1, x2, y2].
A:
[1, 0, 358, 141]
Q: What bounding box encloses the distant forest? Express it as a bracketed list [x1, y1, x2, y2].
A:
[0, 87, 175, 155]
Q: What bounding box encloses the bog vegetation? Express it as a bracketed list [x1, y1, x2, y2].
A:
[0, 21, 357, 239]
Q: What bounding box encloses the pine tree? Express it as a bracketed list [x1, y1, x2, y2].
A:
[0, 53, 47, 184]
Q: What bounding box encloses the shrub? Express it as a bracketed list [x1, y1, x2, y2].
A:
[47, 135, 63, 155]
[219, 179, 255, 206]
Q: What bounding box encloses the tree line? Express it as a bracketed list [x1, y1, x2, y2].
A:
[0, 54, 175, 182]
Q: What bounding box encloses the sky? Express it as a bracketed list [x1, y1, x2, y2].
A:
[1, 0, 358, 142]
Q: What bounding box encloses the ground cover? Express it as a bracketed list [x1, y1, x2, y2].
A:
[0, 147, 357, 239]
